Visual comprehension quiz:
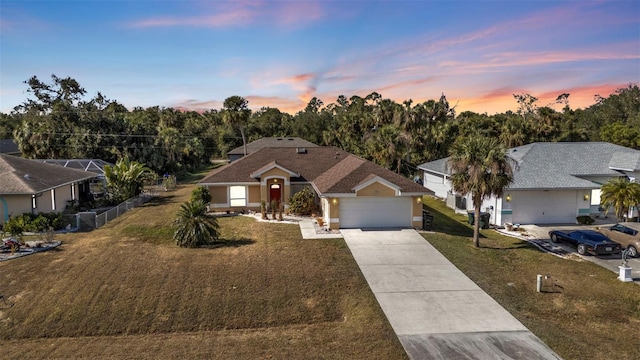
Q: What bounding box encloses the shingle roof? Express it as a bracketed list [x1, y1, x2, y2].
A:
[418, 142, 640, 190]
[0, 154, 98, 194]
[201, 146, 431, 195]
[609, 152, 640, 172]
[228, 137, 319, 155]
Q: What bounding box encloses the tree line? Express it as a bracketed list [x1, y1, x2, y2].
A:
[1, 75, 638, 177]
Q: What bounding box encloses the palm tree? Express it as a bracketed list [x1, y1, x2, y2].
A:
[222, 96, 251, 156]
[600, 178, 640, 221]
[173, 200, 220, 248]
[448, 136, 514, 247]
[104, 157, 152, 203]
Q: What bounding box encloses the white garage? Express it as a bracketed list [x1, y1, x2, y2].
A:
[511, 190, 579, 224]
[339, 196, 413, 228]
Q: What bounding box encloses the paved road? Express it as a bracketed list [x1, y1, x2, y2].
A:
[341, 229, 561, 360]
[519, 224, 640, 282]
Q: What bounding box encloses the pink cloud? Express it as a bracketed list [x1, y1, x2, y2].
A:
[128, 1, 326, 28]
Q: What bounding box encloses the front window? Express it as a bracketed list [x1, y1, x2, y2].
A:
[230, 186, 246, 207]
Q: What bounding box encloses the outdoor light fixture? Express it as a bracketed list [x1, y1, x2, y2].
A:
[417, 197, 422, 203]
[506, 194, 511, 202]
[584, 193, 590, 201]
[332, 198, 338, 205]
[273, 179, 278, 183]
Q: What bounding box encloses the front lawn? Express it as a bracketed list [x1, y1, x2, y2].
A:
[422, 196, 640, 360]
[0, 184, 405, 359]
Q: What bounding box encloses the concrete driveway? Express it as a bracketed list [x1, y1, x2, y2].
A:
[341, 228, 561, 360]
[516, 224, 640, 283]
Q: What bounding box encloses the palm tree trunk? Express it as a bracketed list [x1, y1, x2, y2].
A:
[241, 128, 247, 156]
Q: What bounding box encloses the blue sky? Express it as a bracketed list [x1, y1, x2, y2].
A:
[1, 0, 638, 114]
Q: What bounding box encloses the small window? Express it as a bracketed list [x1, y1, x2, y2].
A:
[229, 186, 246, 207]
[32, 194, 37, 209]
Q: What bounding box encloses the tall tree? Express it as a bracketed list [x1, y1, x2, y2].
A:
[222, 96, 251, 156]
[600, 178, 640, 221]
[448, 136, 514, 247]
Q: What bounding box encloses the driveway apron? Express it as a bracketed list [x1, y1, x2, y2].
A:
[341, 229, 561, 360]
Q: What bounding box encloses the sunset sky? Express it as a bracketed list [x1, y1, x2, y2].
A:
[1, 0, 638, 115]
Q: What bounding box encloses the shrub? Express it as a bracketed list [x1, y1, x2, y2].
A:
[576, 215, 595, 225]
[173, 200, 220, 248]
[190, 186, 212, 205]
[2, 212, 66, 236]
[288, 187, 318, 216]
[3, 214, 30, 236]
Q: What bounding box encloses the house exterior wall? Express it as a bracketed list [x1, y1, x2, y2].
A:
[248, 185, 261, 206]
[356, 182, 395, 196]
[412, 196, 423, 229]
[33, 191, 52, 213]
[0, 184, 81, 224]
[326, 197, 340, 229]
[209, 186, 227, 204]
[0, 194, 31, 223]
[54, 185, 73, 212]
[423, 171, 450, 199]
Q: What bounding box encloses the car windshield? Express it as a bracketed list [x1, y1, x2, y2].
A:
[572, 231, 609, 243]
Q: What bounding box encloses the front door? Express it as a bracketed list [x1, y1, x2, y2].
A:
[269, 184, 281, 205]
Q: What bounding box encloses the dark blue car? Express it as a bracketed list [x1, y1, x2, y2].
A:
[548, 230, 622, 256]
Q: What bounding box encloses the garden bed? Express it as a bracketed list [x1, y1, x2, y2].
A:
[0, 240, 62, 261]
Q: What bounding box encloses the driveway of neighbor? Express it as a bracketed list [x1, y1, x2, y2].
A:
[341, 228, 561, 360]
[515, 224, 640, 283]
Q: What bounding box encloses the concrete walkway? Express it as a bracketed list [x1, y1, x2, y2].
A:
[341, 229, 561, 360]
[298, 219, 343, 239]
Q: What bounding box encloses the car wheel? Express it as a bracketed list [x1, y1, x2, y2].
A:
[550, 234, 558, 243]
[577, 244, 587, 255]
[628, 246, 638, 257]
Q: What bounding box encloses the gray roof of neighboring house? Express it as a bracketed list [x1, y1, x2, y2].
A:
[0, 154, 98, 194]
[418, 142, 640, 190]
[0, 139, 19, 154]
[228, 137, 318, 155]
[201, 146, 431, 196]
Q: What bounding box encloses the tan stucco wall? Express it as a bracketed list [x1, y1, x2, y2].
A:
[54, 185, 73, 212]
[0, 195, 31, 223]
[209, 186, 227, 204]
[248, 185, 261, 203]
[412, 196, 423, 229]
[356, 182, 396, 197]
[328, 197, 340, 229]
[36, 192, 54, 213]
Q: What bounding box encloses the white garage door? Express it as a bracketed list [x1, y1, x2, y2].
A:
[512, 190, 577, 224]
[339, 197, 412, 228]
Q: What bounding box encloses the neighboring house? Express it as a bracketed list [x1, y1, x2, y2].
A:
[227, 137, 319, 162]
[200, 145, 433, 229]
[0, 154, 98, 224]
[418, 142, 640, 225]
[0, 139, 19, 155]
[38, 159, 113, 198]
